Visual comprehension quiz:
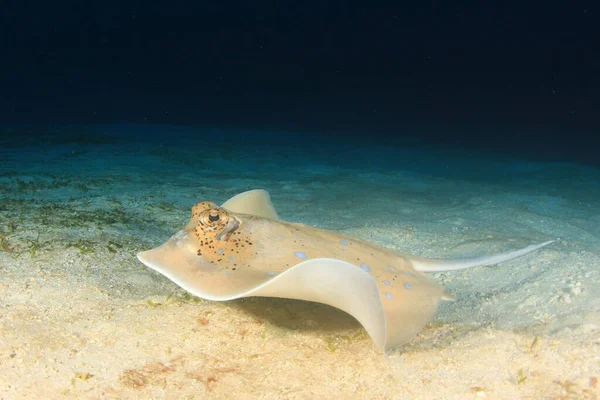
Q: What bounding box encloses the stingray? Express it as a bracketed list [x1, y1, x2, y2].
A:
[137, 189, 554, 352]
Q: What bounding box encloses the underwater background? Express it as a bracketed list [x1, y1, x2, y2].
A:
[1, 1, 599, 399]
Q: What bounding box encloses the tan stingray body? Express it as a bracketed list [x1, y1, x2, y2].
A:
[141, 199, 445, 350]
[138, 189, 553, 351]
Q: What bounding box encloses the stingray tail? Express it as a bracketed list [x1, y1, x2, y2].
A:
[409, 240, 555, 273]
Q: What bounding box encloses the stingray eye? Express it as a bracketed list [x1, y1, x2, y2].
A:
[205, 210, 222, 224]
[199, 208, 229, 227]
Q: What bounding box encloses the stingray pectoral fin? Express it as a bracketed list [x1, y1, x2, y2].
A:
[409, 240, 555, 272]
[221, 189, 279, 220]
[137, 230, 274, 299]
[137, 243, 388, 350]
[249, 258, 388, 351]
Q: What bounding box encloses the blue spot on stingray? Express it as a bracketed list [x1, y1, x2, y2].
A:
[386, 265, 394, 272]
[404, 282, 413, 290]
[360, 263, 371, 273]
[266, 271, 277, 276]
[217, 249, 224, 255]
[227, 257, 234, 262]
[384, 292, 393, 300]
[383, 280, 391, 286]
[340, 239, 348, 246]
[225, 272, 231, 277]
[294, 251, 307, 259]
[401, 271, 415, 278]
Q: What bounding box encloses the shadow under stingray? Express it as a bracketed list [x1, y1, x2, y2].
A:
[229, 296, 362, 333]
[221, 297, 504, 353]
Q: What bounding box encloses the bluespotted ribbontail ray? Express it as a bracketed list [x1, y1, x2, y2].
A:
[137, 189, 554, 352]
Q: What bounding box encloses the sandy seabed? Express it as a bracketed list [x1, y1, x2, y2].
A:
[1, 129, 599, 399]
